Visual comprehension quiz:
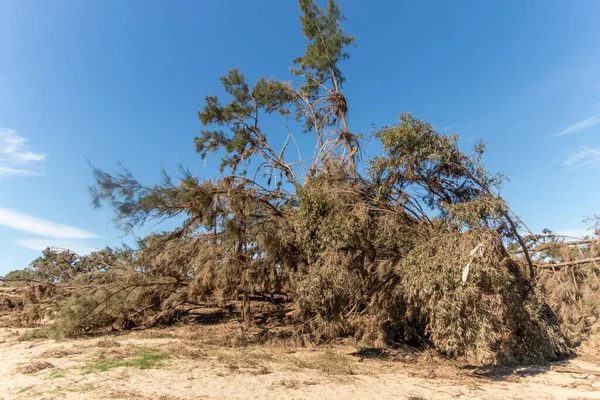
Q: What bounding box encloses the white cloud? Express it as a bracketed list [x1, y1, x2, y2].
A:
[0, 166, 32, 175]
[0, 207, 97, 239]
[0, 128, 46, 176]
[563, 146, 600, 170]
[555, 114, 600, 136]
[16, 238, 97, 255]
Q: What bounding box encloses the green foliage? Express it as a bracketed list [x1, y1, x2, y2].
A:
[36, 278, 183, 338]
[5, 247, 123, 284]
[85, 348, 170, 373]
[371, 113, 507, 231]
[292, 0, 355, 94]
[196, 69, 293, 176]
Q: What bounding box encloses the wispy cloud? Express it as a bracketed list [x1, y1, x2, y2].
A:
[16, 238, 97, 255]
[555, 114, 600, 136]
[562, 146, 600, 170]
[0, 128, 46, 176]
[0, 208, 97, 239]
[586, 102, 600, 111]
[505, 123, 529, 133]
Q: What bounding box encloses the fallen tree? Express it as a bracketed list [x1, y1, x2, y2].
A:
[2, 0, 588, 365]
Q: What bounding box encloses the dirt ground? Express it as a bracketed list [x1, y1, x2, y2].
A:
[2, 323, 600, 400]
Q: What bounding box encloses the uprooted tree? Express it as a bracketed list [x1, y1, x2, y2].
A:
[6, 0, 597, 365]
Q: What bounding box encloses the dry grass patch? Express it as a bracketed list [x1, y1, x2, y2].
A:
[14, 361, 55, 374]
[97, 338, 121, 348]
[209, 347, 276, 364]
[207, 345, 360, 375]
[207, 347, 276, 375]
[283, 350, 356, 375]
[272, 379, 320, 389]
[94, 345, 137, 361]
[47, 367, 68, 379]
[39, 346, 81, 358]
[252, 365, 272, 375]
[166, 340, 208, 359]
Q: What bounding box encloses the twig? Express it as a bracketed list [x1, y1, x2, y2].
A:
[0, 277, 55, 286]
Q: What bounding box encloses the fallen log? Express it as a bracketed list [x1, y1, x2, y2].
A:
[536, 256, 600, 269]
[551, 366, 600, 375]
[513, 238, 600, 255]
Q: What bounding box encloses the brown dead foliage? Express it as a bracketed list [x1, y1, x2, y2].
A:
[14, 361, 55, 374]
[534, 237, 600, 342]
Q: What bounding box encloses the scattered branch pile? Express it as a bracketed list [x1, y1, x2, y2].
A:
[525, 233, 600, 341]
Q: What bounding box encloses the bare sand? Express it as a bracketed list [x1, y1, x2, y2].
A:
[2, 326, 600, 400]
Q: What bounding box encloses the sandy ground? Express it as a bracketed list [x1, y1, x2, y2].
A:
[2, 327, 600, 400]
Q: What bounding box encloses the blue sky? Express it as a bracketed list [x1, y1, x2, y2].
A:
[1, 0, 599, 275]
